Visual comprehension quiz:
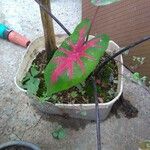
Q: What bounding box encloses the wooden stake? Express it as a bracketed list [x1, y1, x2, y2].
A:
[40, 0, 57, 61]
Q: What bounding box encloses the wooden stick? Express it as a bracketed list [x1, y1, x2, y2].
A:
[40, 0, 57, 61]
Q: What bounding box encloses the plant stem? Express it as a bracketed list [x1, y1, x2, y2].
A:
[39, 0, 57, 61]
[35, 0, 71, 36]
[85, 7, 100, 43]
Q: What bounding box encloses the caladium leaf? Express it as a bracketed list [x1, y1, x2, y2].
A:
[91, 0, 120, 6]
[44, 19, 109, 96]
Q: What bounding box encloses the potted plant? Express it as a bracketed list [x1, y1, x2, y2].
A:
[14, 0, 150, 122]
[15, 0, 124, 121]
[13, 0, 150, 149]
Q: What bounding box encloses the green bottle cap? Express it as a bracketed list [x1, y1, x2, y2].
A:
[0, 24, 9, 39]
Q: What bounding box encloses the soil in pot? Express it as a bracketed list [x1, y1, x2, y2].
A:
[21, 50, 119, 104]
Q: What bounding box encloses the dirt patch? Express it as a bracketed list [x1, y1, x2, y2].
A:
[32, 50, 48, 72]
[111, 94, 138, 119]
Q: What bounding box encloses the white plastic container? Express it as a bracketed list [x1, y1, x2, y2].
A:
[15, 35, 123, 121]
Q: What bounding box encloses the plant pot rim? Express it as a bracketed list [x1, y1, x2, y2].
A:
[15, 35, 123, 107]
[0, 141, 40, 150]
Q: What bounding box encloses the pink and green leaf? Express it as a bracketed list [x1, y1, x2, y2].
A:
[44, 19, 109, 96]
[91, 0, 120, 6]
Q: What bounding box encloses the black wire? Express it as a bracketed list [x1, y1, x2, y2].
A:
[34, 2, 150, 149]
[91, 76, 101, 150]
[93, 35, 150, 150]
[96, 36, 150, 75]
[107, 55, 134, 73]
[34, 0, 71, 36]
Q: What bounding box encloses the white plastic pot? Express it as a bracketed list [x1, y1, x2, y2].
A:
[0, 141, 40, 150]
[15, 35, 123, 121]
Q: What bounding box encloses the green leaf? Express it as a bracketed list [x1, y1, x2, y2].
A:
[75, 84, 83, 92]
[70, 91, 78, 98]
[24, 77, 40, 95]
[131, 72, 149, 86]
[22, 72, 31, 83]
[57, 129, 66, 139]
[22, 65, 40, 96]
[81, 91, 86, 95]
[44, 19, 109, 96]
[131, 72, 141, 81]
[39, 92, 50, 103]
[52, 95, 57, 100]
[91, 0, 120, 6]
[81, 81, 86, 87]
[85, 80, 93, 97]
[52, 131, 58, 139]
[140, 76, 147, 84]
[31, 67, 40, 77]
[39, 97, 47, 103]
[52, 126, 66, 140]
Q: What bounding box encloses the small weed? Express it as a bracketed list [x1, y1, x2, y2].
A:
[131, 72, 149, 86]
[81, 91, 86, 95]
[107, 88, 117, 99]
[131, 56, 146, 69]
[100, 62, 114, 84]
[52, 125, 66, 140]
[22, 65, 40, 95]
[52, 95, 57, 100]
[70, 91, 78, 98]
[132, 56, 145, 65]
[75, 84, 83, 92]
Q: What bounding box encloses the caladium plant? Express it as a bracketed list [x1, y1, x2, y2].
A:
[91, 0, 120, 6]
[44, 19, 109, 96]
